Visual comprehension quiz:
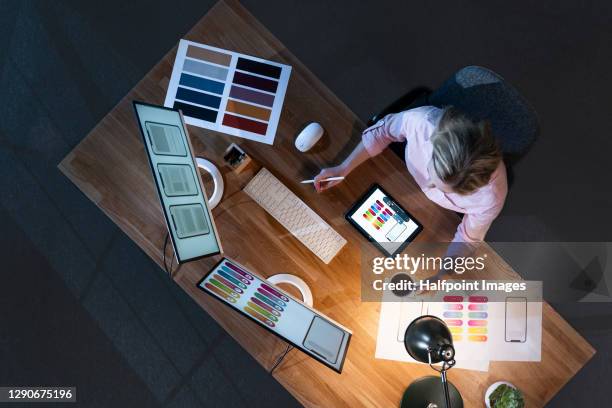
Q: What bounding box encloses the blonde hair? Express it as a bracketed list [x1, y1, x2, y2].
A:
[431, 107, 502, 195]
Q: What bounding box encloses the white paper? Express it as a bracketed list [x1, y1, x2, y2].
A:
[375, 292, 543, 371]
[425, 300, 491, 371]
[375, 292, 490, 372]
[487, 301, 542, 361]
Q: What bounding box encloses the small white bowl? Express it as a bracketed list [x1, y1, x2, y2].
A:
[484, 381, 516, 408]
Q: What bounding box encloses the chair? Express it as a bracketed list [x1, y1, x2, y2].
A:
[367, 66, 539, 187]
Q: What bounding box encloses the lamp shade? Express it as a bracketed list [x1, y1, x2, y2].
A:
[402, 315, 463, 408]
[404, 315, 454, 364]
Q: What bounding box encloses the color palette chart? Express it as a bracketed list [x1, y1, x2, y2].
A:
[165, 40, 292, 145]
[427, 296, 491, 371]
[441, 295, 490, 343]
[377, 290, 541, 371]
[376, 295, 489, 371]
[197, 258, 352, 372]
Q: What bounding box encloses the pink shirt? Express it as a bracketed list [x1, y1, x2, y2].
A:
[362, 106, 507, 243]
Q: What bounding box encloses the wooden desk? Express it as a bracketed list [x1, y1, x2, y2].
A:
[59, 1, 594, 406]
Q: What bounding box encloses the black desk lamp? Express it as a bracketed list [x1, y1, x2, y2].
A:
[402, 315, 464, 408]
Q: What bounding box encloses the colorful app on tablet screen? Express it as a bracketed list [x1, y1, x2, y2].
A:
[346, 184, 422, 256]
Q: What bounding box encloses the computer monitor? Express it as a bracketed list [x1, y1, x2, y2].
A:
[133, 101, 222, 263]
[197, 257, 352, 373]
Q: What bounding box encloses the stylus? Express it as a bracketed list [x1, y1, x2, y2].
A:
[301, 177, 345, 184]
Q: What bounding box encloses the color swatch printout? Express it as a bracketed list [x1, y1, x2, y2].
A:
[438, 295, 490, 344]
[165, 40, 292, 145]
[432, 297, 542, 362]
[197, 258, 352, 372]
[426, 295, 491, 370]
[375, 295, 489, 372]
[376, 291, 542, 370]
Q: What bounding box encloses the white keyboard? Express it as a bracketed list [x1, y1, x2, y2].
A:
[243, 168, 347, 264]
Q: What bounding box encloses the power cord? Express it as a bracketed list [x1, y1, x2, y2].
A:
[269, 344, 293, 374]
[162, 232, 176, 277]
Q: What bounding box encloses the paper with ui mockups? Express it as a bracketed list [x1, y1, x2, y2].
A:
[375, 293, 490, 372]
[425, 296, 492, 371]
[197, 258, 352, 372]
[487, 299, 542, 361]
[376, 292, 543, 371]
[164, 40, 292, 145]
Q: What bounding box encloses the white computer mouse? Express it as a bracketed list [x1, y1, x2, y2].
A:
[295, 122, 324, 152]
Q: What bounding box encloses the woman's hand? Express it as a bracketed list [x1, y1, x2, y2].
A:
[314, 165, 347, 193]
[313, 141, 371, 192]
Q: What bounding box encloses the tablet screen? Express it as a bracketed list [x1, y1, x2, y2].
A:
[346, 185, 422, 256]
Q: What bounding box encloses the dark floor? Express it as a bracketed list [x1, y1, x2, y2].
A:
[1, 0, 610, 407]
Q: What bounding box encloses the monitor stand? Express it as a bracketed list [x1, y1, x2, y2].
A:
[267, 274, 313, 307]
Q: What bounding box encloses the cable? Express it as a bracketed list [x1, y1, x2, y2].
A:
[269, 344, 293, 374]
[163, 233, 169, 273]
[162, 232, 176, 277]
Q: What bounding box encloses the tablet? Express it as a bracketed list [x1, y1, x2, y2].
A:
[345, 184, 422, 256]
